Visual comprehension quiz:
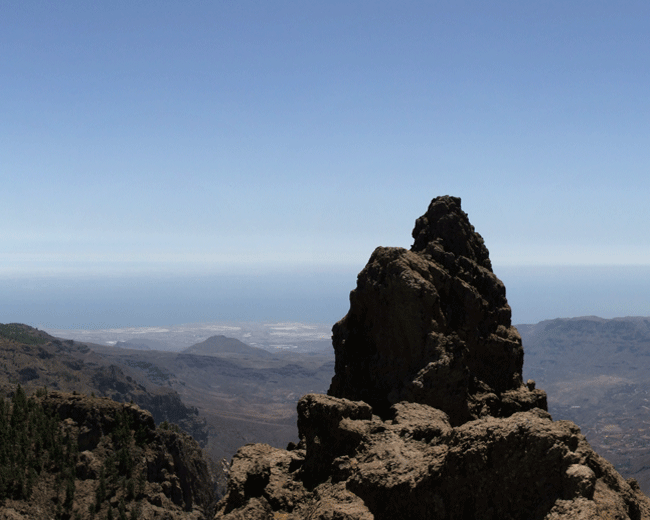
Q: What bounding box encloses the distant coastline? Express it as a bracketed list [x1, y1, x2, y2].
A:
[2, 264, 649, 329]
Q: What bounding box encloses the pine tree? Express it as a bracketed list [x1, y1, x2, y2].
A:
[64, 476, 75, 511]
[96, 468, 107, 509]
[129, 503, 141, 520]
[0, 397, 7, 437]
[118, 498, 127, 520]
[10, 384, 27, 428]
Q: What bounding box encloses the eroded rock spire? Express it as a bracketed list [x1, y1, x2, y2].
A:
[328, 195, 546, 424]
[215, 196, 650, 520]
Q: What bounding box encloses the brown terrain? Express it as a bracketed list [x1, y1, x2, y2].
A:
[85, 315, 650, 501]
[0, 322, 334, 495]
[88, 336, 333, 469]
[520, 316, 650, 494]
[31, 314, 650, 503]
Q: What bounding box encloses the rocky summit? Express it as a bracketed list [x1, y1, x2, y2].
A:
[329, 195, 546, 424]
[215, 196, 650, 519]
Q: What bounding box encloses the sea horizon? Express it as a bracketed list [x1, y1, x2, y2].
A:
[2, 264, 649, 330]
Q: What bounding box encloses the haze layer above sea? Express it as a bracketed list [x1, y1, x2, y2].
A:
[2, 265, 650, 330]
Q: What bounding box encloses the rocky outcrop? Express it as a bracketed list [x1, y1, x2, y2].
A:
[0, 390, 216, 520]
[217, 394, 650, 519]
[215, 196, 650, 519]
[329, 195, 546, 424]
[92, 365, 209, 446]
[0, 327, 209, 447]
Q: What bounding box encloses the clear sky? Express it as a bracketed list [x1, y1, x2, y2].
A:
[2, 1, 650, 328]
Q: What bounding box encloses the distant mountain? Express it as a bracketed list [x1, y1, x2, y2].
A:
[0, 322, 209, 446]
[117, 337, 176, 351]
[519, 315, 650, 380]
[0, 322, 52, 345]
[519, 316, 650, 493]
[115, 340, 151, 350]
[183, 334, 272, 358]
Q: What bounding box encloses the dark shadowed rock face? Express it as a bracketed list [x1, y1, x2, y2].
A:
[329, 195, 546, 424]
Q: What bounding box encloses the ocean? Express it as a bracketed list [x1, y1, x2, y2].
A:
[1, 265, 649, 329]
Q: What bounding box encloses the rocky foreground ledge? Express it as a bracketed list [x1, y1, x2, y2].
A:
[218, 394, 647, 519]
[215, 196, 650, 520]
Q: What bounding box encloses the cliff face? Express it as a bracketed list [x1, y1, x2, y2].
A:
[0, 324, 209, 445]
[329, 196, 546, 424]
[0, 389, 215, 520]
[215, 196, 650, 519]
[92, 364, 209, 446]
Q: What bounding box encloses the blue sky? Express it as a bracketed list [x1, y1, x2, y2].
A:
[2, 1, 650, 327]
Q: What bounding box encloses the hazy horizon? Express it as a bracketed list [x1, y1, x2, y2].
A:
[2, 264, 649, 330]
[3, 3, 649, 326]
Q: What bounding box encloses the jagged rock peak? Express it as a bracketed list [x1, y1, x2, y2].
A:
[411, 195, 492, 270]
[328, 195, 546, 425]
[215, 196, 650, 519]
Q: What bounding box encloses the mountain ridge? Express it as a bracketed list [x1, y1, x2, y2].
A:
[0, 323, 209, 446]
[182, 335, 272, 358]
[520, 315, 650, 493]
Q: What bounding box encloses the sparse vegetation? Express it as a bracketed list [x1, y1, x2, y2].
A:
[159, 419, 181, 433]
[0, 383, 216, 518]
[0, 323, 49, 346]
[0, 385, 77, 503]
[121, 360, 171, 384]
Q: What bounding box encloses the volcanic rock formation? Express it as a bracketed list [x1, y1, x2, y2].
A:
[329, 195, 546, 424]
[214, 196, 650, 520]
